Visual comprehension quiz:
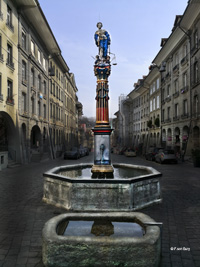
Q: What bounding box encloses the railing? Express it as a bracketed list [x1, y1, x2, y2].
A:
[173, 91, 179, 98]
[180, 86, 189, 94]
[173, 116, 180, 121]
[173, 64, 179, 73]
[6, 19, 14, 31]
[6, 58, 14, 69]
[6, 97, 14, 105]
[181, 56, 188, 65]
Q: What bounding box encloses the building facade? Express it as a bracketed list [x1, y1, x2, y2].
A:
[114, 0, 200, 156]
[0, 0, 20, 166]
[0, 0, 81, 167]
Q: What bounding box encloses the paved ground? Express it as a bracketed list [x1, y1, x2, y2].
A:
[0, 153, 200, 267]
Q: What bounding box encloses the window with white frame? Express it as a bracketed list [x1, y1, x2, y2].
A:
[156, 78, 159, 90]
[22, 60, 26, 81]
[22, 30, 26, 50]
[183, 72, 187, 88]
[157, 95, 160, 109]
[153, 97, 155, 110]
[183, 99, 188, 115]
[150, 100, 152, 112]
[153, 82, 155, 93]
[31, 40, 35, 56]
[38, 50, 41, 64]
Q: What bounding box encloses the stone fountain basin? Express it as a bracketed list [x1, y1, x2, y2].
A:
[43, 163, 162, 211]
[42, 212, 161, 267]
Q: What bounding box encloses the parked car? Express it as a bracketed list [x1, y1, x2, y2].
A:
[64, 147, 80, 159]
[145, 147, 164, 161]
[155, 149, 178, 164]
[124, 149, 136, 157]
[83, 147, 89, 156]
[79, 147, 86, 157]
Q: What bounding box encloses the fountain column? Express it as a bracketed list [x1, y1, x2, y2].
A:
[91, 22, 114, 178]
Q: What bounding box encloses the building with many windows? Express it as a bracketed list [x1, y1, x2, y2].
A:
[0, 0, 81, 167]
[114, 0, 200, 156]
[0, 0, 19, 166]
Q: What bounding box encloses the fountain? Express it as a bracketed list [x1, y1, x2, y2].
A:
[42, 22, 162, 267]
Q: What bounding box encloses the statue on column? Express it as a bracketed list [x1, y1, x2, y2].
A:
[94, 22, 111, 59]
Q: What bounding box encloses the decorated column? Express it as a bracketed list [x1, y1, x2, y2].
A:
[91, 22, 114, 178]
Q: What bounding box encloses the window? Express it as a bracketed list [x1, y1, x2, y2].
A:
[31, 68, 34, 87]
[7, 43, 14, 68]
[194, 61, 198, 84]
[194, 30, 198, 49]
[7, 79, 13, 103]
[183, 43, 187, 57]
[22, 93, 26, 113]
[31, 40, 35, 56]
[38, 101, 41, 116]
[50, 103, 52, 118]
[43, 57, 46, 70]
[152, 82, 155, 93]
[6, 5, 13, 30]
[157, 95, 160, 109]
[162, 88, 165, 101]
[56, 86, 58, 98]
[175, 103, 179, 117]
[22, 60, 26, 81]
[167, 107, 170, 119]
[162, 109, 165, 121]
[183, 99, 188, 115]
[38, 50, 41, 64]
[150, 85, 152, 95]
[22, 30, 26, 50]
[153, 97, 155, 110]
[156, 78, 159, 90]
[167, 84, 171, 96]
[43, 104, 46, 119]
[183, 72, 187, 88]
[174, 79, 178, 92]
[0, 1, 2, 19]
[150, 100, 152, 112]
[0, 35, 2, 60]
[44, 81, 46, 95]
[194, 95, 198, 115]
[31, 97, 35, 114]
[38, 75, 41, 91]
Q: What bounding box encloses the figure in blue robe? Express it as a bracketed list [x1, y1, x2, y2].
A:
[94, 22, 111, 59]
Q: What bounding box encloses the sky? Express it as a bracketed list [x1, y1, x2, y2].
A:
[39, 0, 188, 118]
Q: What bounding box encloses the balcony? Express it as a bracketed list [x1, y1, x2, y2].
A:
[22, 79, 27, 86]
[181, 113, 189, 119]
[165, 72, 171, 79]
[181, 56, 188, 66]
[6, 59, 14, 70]
[6, 19, 14, 32]
[165, 118, 171, 123]
[180, 86, 189, 94]
[173, 116, 180, 121]
[165, 95, 171, 102]
[6, 97, 14, 105]
[173, 91, 179, 98]
[173, 64, 179, 73]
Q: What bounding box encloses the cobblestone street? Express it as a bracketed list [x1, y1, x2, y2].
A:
[0, 154, 200, 266]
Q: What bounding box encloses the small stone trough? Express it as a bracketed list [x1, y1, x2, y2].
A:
[43, 163, 162, 211]
[42, 212, 161, 267]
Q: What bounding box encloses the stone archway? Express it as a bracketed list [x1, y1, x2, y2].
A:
[0, 111, 19, 163]
[30, 125, 41, 150]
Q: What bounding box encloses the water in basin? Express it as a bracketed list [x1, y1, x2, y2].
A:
[58, 219, 145, 237]
[58, 166, 149, 179]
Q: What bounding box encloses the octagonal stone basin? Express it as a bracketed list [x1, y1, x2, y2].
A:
[43, 163, 162, 211]
[42, 212, 161, 267]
